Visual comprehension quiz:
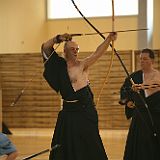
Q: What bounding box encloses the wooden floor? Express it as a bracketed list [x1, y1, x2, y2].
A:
[0, 129, 128, 160]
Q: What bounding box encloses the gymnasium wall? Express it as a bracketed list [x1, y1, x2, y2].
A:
[1, 50, 160, 129]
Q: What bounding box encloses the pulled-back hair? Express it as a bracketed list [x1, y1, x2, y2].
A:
[141, 48, 155, 59]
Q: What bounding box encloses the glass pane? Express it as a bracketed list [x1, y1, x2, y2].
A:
[47, 0, 138, 19]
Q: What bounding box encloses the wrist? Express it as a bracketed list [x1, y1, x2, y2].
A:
[55, 34, 63, 43]
[52, 37, 57, 43]
[107, 35, 112, 41]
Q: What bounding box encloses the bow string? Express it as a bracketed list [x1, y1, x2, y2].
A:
[96, 0, 115, 105]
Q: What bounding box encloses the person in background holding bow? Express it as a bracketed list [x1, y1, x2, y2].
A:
[41, 32, 117, 160]
[120, 48, 160, 160]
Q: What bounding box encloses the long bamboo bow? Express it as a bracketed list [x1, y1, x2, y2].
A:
[70, 0, 157, 137]
[10, 0, 156, 138]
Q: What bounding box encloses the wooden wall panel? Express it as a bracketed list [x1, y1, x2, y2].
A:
[0, 53, 60, 128]
[84, 50, 133, 129]
[2, 50, 159, 129]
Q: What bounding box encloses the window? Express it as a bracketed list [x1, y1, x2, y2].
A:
[47, 0, 138, 19]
